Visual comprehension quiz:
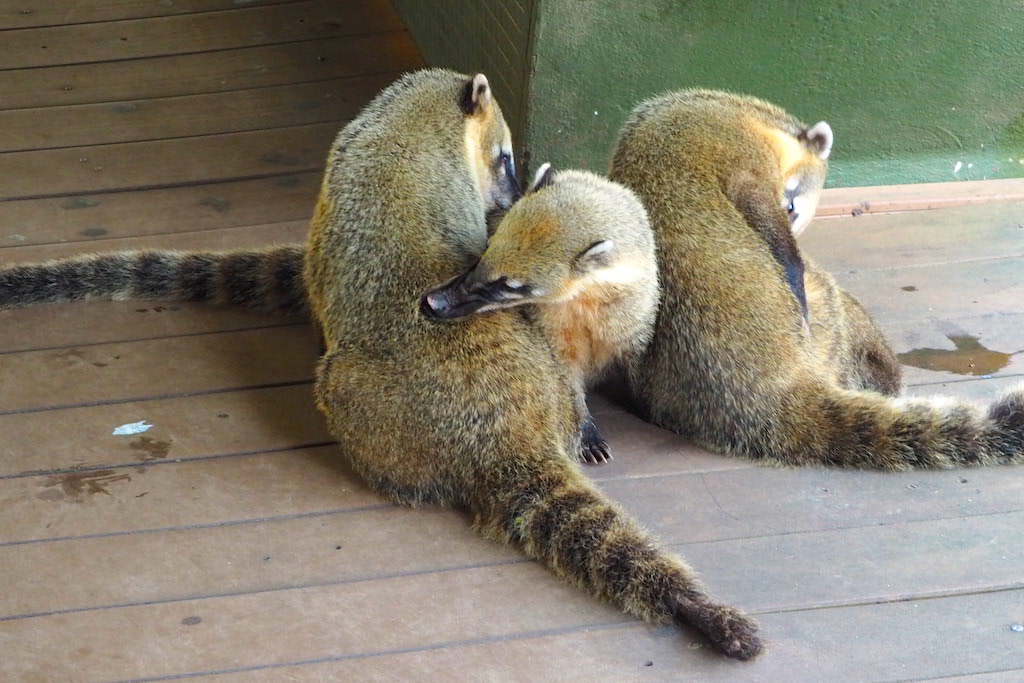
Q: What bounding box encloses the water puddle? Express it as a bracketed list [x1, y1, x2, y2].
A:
[897, 334, 1016, 376]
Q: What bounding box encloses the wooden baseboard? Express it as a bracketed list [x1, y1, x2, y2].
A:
[818, 178, 1024, 217]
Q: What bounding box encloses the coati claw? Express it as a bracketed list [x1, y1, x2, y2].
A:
[579, 417, 612, 465]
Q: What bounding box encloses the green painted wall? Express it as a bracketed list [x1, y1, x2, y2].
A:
[526, 0, 1024, 187]
[392, 0, 537, 151]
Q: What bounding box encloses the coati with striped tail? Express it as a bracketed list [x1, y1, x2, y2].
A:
[304, 69, 760, 659]
[421, 165, 658, 465]
[610, 88, 1024, 469]
[0, 71, 763, 660]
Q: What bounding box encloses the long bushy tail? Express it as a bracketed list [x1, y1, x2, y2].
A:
[0, 246, 308, 316]
[702, 378, 1024, 470]
[472, 458, 762, 660]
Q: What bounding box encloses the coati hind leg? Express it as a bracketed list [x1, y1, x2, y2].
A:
[728, 175, 809, 326]
[839, 290, 904, 396]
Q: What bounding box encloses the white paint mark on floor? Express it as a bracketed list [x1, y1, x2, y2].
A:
[112, 421, 153, 436]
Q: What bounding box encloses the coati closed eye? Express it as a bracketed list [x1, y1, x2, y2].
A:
[422, 165, 658, 466]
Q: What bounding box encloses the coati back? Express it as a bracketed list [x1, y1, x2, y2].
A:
[636, 90, 832, 324]
[421, 166, 658, 464]
[610, 88, 1024, 470]
[306, 70, 761, 659]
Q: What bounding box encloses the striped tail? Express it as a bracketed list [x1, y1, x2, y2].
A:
[0, 246, 308, 316]
[685, 379, 1024, 470]
[472, 458, 763, 660]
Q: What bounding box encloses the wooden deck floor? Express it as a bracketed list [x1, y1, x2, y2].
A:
[3, 3, 1024, 681]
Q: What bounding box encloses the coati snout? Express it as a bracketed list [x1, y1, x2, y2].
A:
[421, 269, 530, 320]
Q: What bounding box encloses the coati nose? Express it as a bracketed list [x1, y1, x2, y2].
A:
[420, 290, 452, 318]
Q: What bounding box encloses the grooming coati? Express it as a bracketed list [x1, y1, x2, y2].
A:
[610, 88, 1024, 470]
[302, 70, 761, 659]
[421, 165, 658, 465]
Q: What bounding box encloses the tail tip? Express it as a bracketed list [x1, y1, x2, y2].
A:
[705, 606, 764, 661]
[671, 596, 764, 660]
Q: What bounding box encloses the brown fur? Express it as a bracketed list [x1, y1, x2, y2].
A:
[420, 169, 658, 464]
[305, 70, 760, 658]
[610, 88, 1024, 469]
[0, 246, 307, 315]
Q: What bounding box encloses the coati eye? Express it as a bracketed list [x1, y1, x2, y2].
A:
[787, 201, 796, 214]
[498, 151, 514, 176]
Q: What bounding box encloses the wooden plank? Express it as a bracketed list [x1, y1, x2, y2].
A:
[803, 200, 1024, 272]
[0, 33, 421, 110]
[0, 173, 319, 249]
[0, 220, 309, 269]
[801, 209, 1024, 387]
[0, 384, 327, 477]
[4, 485, 1023, 623]
[0, 0, 403, 70]
[0, 74, 399, 152]
[908, 374, 1023, 402]
[0, 391, 744, 481]
[6, 426, 1023, 548]
[0, 446, 377, 545]
[836, 258, 1024, 386]
[2, 554, 1021, 681]
[185, 591, 1024, 683]
[0, 122, 339, 200]
[0, 325, 320, 414]
[819, 177, 1024, 218]
[0, 0, 303, 31]
[938, 673, 1024, 682]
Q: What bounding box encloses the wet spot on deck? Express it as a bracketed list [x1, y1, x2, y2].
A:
[181, 616, 202, 626]
[272, 175, 301, 188]
[260, 152, 300, 166]
[61, 197, 99, 210]
[200, 196, 232, 213]
[130, 437, 172, 461]
[38, 470, 131, 503]
[901, 285, 917, 292]
[897, 334, 1015, 376]
[79, 227, 108, 238]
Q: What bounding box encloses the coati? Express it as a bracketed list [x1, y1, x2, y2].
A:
[303, 69, 760, 659]
[421, 165, 658, 465]
[0, 71, 762, 659]
[609, 88, 1024, 469]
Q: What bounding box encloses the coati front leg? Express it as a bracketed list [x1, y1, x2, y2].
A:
[729, 176, 809, 327]
[575, 386, 611, 464]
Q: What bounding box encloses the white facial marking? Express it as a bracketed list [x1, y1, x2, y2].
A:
[505, 278, 523, 288]
[593, 262, 644, 285]
[785, 176, 800, 191]
[529, 162, 552, 191]
[790, 196, 811, 236]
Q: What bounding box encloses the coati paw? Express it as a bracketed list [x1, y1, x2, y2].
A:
[578, 417, 612, 465]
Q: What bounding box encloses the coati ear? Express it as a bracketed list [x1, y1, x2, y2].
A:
[527, 163, 556, 194]
[460, 73, 492, 116]
[573, 240, 615, 273]
[800, 121, 833, 160]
